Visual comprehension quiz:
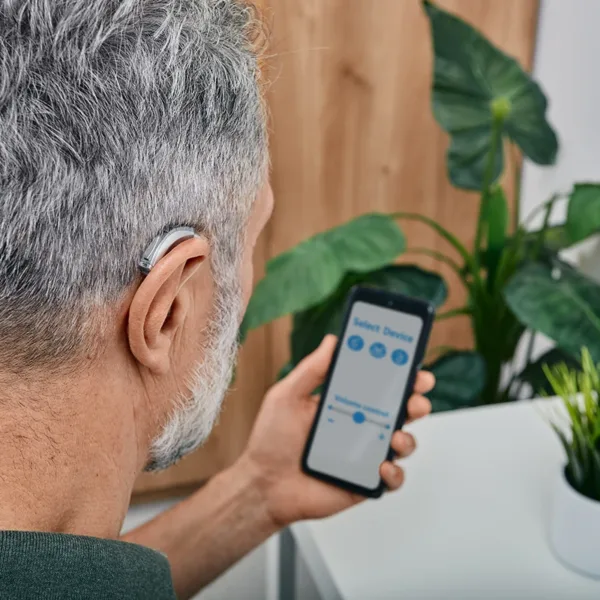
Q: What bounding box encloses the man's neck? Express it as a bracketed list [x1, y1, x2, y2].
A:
[0, 363, 145, 539]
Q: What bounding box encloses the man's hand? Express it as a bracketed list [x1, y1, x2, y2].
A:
[124, 335, 433, 599]
[239, 335, 434, 528]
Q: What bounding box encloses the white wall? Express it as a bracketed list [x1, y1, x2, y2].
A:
[521, 0, 600, 225]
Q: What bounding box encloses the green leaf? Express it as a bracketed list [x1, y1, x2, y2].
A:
[530, 225, 571, 255]
[241, 214, 405, 334]
[504, 260, 600, 362]
[517, 348, 581, 397]
[422, 1, 558, 190]
[581, 346, 600, 389]
[362, 265, 448, 307]
[544, 349, 600, 501]
[291, 265, 448, 365]
[291, 294, 347, 367]
[485, 185, 509, 288]
[425, 351, 486, 412]
[552, 424, 584, 490]
[566, 183, 600, 245]
[476, 225, 570, 274]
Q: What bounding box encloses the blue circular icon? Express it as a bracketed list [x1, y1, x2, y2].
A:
[369, 342, 387, 359]
[347, 335, 364, 351]
[391, 348, 409, 366]
[353, 411, 366, 424]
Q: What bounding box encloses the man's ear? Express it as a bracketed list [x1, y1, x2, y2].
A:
[128, 237, 209, 375]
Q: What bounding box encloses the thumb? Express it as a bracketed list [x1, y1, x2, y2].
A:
[280, 335, 337, 397]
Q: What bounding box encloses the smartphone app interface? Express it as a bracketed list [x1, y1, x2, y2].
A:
[306, 301, 423, 490]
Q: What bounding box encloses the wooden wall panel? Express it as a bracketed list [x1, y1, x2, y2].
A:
[265, 0, 539, 378]
[133, 0, 538, 500]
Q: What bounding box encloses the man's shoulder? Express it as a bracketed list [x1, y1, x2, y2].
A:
[0, 530, 177, 600]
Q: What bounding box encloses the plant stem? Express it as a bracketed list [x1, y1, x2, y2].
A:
[482, 355, 504, 404]
[524, 331, 537, 364]
[513, 330, 537, 400]
[473, 116, 505, 273]
[393, 212, 479, 287]
[522, 193, 563, 230]
[512, 143, 522, 234]
[437, 307, 471, 321]
[472, 295, 524, 404]
[531, 200, 554, 259]
[405, 247, 467, 287]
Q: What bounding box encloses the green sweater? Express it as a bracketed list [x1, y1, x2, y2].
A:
[0, 530, 177, 599]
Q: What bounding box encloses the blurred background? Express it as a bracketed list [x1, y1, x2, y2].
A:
[123, 1, 600, 598]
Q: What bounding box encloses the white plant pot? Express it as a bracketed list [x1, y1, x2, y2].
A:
[550, 467, 600, 578]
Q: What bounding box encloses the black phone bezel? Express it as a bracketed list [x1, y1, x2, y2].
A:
[301, 285, 435, 498]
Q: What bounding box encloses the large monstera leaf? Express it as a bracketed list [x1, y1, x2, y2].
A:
[566, 183, 600, 245]
[504, 259, 600, 362]
[425, 351, 486, 412]
[241, 214, 405, 336]
[423, 1, 558, 190]
[290, 265, 448, 365]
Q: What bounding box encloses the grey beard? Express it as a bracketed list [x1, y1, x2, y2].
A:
[144, 275, 242, 472]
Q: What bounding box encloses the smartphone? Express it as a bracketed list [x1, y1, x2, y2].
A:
[301, 286, 434, 498]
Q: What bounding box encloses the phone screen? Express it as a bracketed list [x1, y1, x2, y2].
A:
[306, 300, 424, 490]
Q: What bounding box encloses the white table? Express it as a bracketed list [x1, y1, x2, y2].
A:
[280, 400, 600, 600]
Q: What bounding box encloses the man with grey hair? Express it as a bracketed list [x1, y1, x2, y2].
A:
[0, 1, 434, 598]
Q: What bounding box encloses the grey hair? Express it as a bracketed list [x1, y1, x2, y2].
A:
[0, 0, 268, 372]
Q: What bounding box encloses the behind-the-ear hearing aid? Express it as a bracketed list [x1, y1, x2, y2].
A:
[139, 227, 201, 276]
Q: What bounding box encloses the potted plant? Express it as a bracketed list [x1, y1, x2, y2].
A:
[241, 2, 600, 411]
[544, 348, 600, 577]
